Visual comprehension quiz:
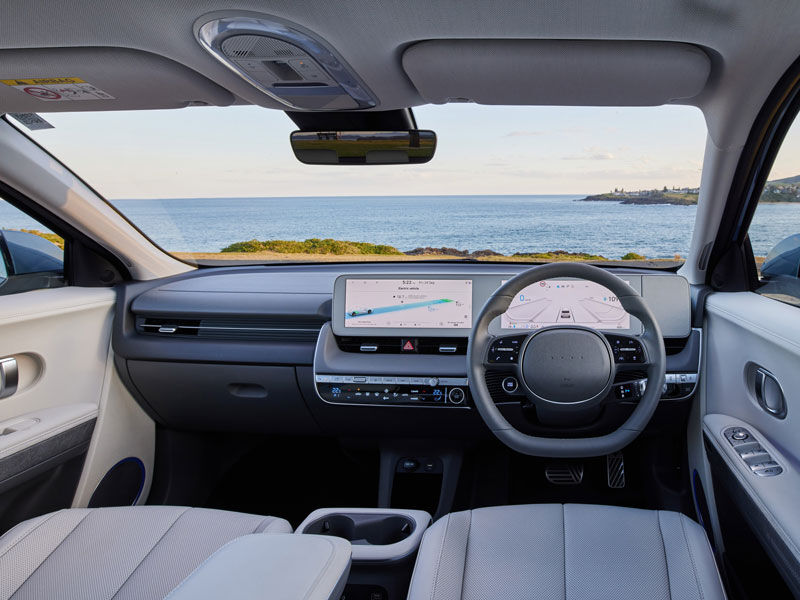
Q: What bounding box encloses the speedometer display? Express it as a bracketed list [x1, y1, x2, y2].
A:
[500, 279, 630, 331]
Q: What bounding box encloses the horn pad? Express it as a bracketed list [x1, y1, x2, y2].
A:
[521, 328, 614, 404]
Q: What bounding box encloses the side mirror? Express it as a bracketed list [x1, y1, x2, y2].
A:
[0, 230, 64, 295]
[290, 130, 436, 165]
[762, 234, 800, 279]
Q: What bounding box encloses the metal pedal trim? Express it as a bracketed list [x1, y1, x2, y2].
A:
[545, 464, 584, 485]
[606, 452, 626, 488]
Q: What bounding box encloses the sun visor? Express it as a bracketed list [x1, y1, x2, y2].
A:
[0, 48, 235, 112]
[402, 40, 710, 106]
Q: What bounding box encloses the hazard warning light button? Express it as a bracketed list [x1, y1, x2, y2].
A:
[401, 338, 418, 352]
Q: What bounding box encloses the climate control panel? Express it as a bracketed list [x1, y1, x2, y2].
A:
[314, 374, 469, 407]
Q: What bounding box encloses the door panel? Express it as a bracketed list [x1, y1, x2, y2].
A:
[0, 286, 154, 532]
[700, 291, 800, 597]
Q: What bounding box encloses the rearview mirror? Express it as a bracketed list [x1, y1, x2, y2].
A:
[290, 130, 436, 165]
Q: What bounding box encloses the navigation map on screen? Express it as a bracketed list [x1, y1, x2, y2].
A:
[500, 279, 630, 331]
[345, 279, 472, 329]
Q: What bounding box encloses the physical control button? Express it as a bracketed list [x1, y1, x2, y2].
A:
[724, 427, 752, 446]
[400, 458, 419, 472]
[401, 339, 417, 352]
[754, 466, 783, 477]
[501, 376, 519, 394]
[737, 444, 769, 461]
[427, 377, 439, 387]
[606, 335, 645, 363]
[487, 335, 526, 364]
[448, 387, 465, 404]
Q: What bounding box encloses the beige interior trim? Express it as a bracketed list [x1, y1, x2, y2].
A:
[72, 346, 155, 507]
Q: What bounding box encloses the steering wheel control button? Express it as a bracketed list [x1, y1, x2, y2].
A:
[501, 377, 519, 394]
[606, 335, 645, 363]
[521, 328, 614, 404]
[448, 387, 465, 404]
[487, 335, 525, 363]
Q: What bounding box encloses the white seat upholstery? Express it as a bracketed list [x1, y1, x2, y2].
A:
[0, 506, 292, 600]
[407, 504, 726, 600]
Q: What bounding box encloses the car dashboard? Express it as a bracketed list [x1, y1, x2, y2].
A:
[112, 263, 700, 439]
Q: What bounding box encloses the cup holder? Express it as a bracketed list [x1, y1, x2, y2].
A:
[303, 513, 414, 546]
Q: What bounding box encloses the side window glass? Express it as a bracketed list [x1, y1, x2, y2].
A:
[0, 198, 65, 295]
[751, 118, 800, 306]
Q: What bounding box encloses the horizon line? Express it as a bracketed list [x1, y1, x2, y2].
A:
[111, 193, 597, 201]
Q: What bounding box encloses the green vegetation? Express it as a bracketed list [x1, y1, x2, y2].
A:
[511, 250, 607, 261]
[581, 190, 698, 206]
[216, 240, 669, 263]
[17, 229, 65, 249]
[759, 175, 800, 203]
[221, 238, 403, 255]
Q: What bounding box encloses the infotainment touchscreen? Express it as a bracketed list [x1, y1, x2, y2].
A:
[344, 279, 472, 329]
[500, 279, 630, 331]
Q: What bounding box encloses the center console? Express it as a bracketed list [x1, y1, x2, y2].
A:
[297, 507, 431, 600]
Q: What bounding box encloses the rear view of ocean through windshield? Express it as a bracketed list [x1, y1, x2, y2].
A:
[2, 194, 798, 259]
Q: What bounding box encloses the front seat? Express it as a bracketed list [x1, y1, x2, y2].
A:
[0, 505, 292, 599]
[407, 504, 726, 600]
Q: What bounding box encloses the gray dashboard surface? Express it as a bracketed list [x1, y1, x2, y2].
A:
[127, 263, 690, 338]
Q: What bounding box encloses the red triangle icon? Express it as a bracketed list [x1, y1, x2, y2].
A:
[403, 340, 415, 351]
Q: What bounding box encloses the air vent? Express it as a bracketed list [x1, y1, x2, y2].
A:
[336, 336, 468, 355]
[136, 316, 322, 341]
[138, 318, 200, 336]
[665, 336, 689, 355]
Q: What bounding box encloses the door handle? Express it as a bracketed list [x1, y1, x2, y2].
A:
[0, 358, 18, 399]
[754, 368, 787, 419]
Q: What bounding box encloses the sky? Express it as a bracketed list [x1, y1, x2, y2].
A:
[18, 103, 709, 199]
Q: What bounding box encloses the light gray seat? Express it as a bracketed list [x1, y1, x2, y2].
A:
[0, 505, 292, 600]
[407, 504, 726, 600]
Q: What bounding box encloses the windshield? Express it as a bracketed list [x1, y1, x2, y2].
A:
[6, 105, 711, 265]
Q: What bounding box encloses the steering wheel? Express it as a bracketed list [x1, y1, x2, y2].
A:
[468, 262, 666, 458]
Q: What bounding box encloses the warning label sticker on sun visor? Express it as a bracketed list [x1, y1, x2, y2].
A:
[1, 77, 115, 101]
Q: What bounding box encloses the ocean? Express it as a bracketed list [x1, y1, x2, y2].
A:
[2, 194, 799, 259]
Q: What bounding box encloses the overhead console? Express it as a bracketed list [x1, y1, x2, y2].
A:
[195, 14, 377, 110]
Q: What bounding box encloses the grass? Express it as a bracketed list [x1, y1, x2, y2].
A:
[221, 238, 402, 255]
[15, 229, 65, 249]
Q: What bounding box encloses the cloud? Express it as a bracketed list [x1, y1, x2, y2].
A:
[562, 152, 615, 161]
[505, 130, 547, 137]
[504, 127, 586, 138]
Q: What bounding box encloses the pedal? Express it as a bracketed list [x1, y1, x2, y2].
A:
[545, 464, 584, 485]
[606, 452, 626, 488]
